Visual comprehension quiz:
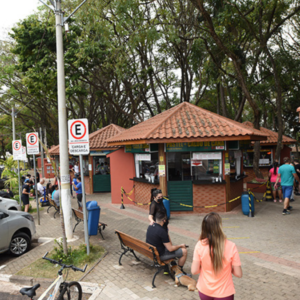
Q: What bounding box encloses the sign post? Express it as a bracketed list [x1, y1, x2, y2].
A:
[26, 132, 40, 225]
[68, 119, 90, 254]
[12, 140, 22, 205]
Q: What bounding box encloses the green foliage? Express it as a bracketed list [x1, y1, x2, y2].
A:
[51, 239, 105, 265]
[0, 156, 26, 192]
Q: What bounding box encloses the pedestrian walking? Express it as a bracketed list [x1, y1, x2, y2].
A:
[269, 161, 283, 202]
[21, 180, 33, 212]
[191, 212, 242, 300]
[275, 157, 300, 215]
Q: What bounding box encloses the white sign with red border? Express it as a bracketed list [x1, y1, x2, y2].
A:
[68, 119, 89, 155]
[26, 132, 39, 155]
[12, 140, 22, 160]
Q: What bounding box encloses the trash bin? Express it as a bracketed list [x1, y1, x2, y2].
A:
[241, 192, 255, 216]
[163, 197, 170, 220]
[86, 201, 100, 235]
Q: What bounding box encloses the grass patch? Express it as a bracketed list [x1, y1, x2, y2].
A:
[16, 244, 105, 281]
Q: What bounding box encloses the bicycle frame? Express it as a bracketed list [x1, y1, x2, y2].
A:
[37, 274, 64, 300]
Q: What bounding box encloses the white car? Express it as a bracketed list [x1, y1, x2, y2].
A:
[0, 209, 36, 256]
[0, 196, 21, 211]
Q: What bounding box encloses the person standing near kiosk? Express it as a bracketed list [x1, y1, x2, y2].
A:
[275, 157, 300, 215]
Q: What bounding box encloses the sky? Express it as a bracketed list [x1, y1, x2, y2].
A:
[0, 0, 41, 39]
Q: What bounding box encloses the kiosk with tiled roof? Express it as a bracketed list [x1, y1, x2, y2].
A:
[48, 124, 125, 194]
[107, 102, 268, 213]
[241, 121, 296, 188]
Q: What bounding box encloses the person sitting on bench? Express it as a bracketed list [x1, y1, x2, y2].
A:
[146, 211, 188, 274]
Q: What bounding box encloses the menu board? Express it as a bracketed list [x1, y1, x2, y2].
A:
[125, 144, 158, 153]
[166, 141, 225, 152]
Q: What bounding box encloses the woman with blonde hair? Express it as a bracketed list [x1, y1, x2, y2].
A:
[191, 212, 242, 300]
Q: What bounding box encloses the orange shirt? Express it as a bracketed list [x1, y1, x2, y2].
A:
[193, 239, 241, 297]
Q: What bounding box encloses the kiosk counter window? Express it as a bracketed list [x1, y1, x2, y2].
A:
[167, 152, 223, 182]
[191, 152, 223, 181]
[243, 149, 272, 167]
[135, 153, 159, 179]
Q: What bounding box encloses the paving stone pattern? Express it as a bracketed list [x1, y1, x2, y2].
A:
[1, 193, 300, 299]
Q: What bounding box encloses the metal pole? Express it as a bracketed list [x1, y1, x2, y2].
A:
[12, 106, 21, 205]
[33, 154, 40, 225]
[79, 154, 90, 254]
[55, 0, 73, 239]
[40, 127, 45, 179]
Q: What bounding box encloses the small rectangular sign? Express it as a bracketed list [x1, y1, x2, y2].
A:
[159, 165, 165, 176]
[68, 119, 90, 155]
[12, 140, 22, 160]
[26, 132, 39, 155]
[135, 154, 151, 161]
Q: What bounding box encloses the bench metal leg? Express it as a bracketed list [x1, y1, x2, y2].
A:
[53, 209, 59, 219]
[47, 205, 53, 213]
[152, 267, 163, 288]
[119, 249, 129, 265]
[98, 227, 105, 240]
[130, 249, 140, 262]
[73, 220, 81, 232]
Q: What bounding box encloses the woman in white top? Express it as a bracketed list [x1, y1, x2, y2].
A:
[73, 162, 80, 175]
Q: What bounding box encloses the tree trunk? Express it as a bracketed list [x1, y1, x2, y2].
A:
[253, 115, 264, 179]
[217, 83, 220, 114]
[220, 82, 228, 117]
[264, 48, 283, 161]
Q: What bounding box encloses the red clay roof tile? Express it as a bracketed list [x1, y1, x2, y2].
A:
[243, 121, 296, 145]
[107, 102, 268, 144]
[48, 124, 125, 155]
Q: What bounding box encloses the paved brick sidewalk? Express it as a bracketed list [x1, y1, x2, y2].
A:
[1, 193, 300, 299]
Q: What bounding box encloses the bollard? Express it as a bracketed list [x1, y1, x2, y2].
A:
[120, 190, 125, 209]
[248, 194, 254, 217]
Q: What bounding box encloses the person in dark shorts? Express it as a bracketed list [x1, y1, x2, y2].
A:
[148, 189, 167, 226]
[72, 176, 82, 211]
[275, 157, 300, 215]
[21, 180, 33, 212]
[146, 211, 187, 273]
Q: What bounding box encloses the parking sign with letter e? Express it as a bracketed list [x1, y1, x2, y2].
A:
[26, 132, 39, 155]
[68, 119, 90, 155]
[12, 140, 22, 160]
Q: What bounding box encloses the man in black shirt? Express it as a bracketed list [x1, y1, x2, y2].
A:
[21, 180, 33, 212]
[146, 211, 187, 272]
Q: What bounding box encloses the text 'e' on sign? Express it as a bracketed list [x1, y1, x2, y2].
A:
[12, 140, 22, 160]
[68, 118, 89, 155]
[26, 132, 39, 155]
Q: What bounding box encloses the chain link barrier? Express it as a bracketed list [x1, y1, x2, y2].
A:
[120, 181, 268, 209]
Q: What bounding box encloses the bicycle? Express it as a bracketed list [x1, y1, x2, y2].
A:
[19, 252, 87, 300]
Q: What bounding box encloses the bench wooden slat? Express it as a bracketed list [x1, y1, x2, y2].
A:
[115, 230, 176, 288]
[115, 230, 164, 265]
[72, 207, 107, 239]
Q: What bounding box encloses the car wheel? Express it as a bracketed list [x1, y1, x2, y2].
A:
[8, 207, 17, 211]
[9, 232, 31, 256]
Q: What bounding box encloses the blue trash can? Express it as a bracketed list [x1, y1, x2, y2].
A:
[163, 197, 170, 220]
[86, 201, 100, 235]
[241, 192, 255, 216]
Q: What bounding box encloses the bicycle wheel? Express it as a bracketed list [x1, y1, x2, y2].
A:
[58, 281, 82, 300]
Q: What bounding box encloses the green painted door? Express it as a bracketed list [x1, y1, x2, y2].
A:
[167, 181, 193, 211]
[93, 175, 111, 192]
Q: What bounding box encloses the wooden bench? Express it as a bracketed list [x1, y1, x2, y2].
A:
[46, 198, 60, 219]
[72, 208, 107, 239]
[115, 230, 175, 288]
